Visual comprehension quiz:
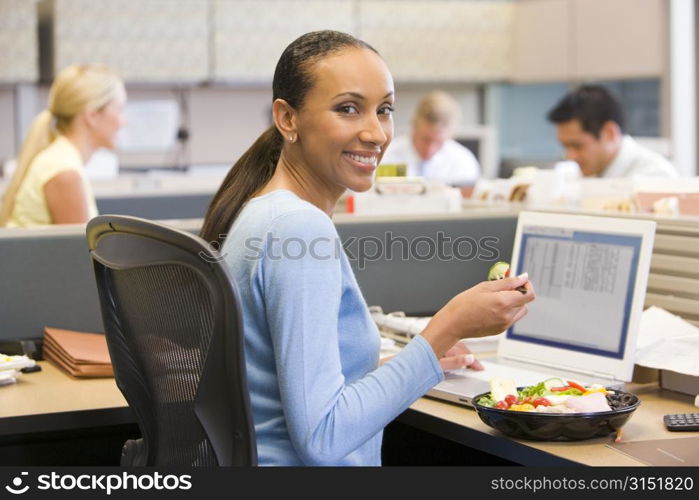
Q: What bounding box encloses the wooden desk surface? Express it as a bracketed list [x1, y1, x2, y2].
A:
[406, 382, 699, 466]
[1, 361, 126, 418]
[4, 362, 698, 466]
[1, 361, 130, 437]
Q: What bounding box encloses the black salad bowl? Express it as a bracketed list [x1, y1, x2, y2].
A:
[472, 389, 641, 441]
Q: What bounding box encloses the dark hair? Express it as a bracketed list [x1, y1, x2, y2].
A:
[200, 30, 377, 247]
[546, 85, 626, 138]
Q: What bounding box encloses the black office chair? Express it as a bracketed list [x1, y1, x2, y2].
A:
[86, 215, 257, 466]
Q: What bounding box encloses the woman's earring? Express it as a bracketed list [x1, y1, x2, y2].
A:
[289, 136, 295, 143]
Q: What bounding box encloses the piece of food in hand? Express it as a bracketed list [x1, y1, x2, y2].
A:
[489, 376, 518, 404]
[487, 261, 511, 281]
[487, 261, 527, 294]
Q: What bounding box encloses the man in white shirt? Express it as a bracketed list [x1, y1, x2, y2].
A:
[380, 91, 480, 185]
[547, 85, 677, 179]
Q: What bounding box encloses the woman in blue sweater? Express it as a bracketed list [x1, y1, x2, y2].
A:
[200, 30, 535, 466]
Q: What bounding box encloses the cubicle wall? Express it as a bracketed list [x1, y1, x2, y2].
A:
[645, 218, 699, 327]
[6, 209, 699, 343]
[96, 193, 214, 220]
[0, 221, 200, 341]
[336, 213, 518, 315]
[0, 212, 518, 341]
[0, 226, 104, 340]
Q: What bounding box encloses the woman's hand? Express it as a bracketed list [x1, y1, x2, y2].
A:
[378, 340, 483, 372]
[439, 340, 484, 372]
[421, 273, 535, 358]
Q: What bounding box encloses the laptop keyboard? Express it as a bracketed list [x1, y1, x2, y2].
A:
[461, 360, 556, 386]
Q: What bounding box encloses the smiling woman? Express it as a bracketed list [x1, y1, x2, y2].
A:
[199, 31, 394, 245]
[269, 46, 394, 205]
[201, 30, 535, 466]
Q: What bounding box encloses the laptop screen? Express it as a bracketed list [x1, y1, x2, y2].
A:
[508, 225, 642, 359]
[496, 211, 655, 382]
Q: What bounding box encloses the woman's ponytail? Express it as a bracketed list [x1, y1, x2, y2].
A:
[199, 126, 283, 247]
[0, 110, 56, 226]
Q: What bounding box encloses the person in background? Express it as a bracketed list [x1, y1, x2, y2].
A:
[200, 30, 534, 466]
[379, 90, 480, 185]
[0, 64, 127, 227]
[547, 85, 677, 179]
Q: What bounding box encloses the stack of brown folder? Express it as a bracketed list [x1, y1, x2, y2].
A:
[43, 327, 113, 377]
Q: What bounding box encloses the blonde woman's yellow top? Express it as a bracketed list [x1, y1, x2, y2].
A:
[7, 136, 98, 228]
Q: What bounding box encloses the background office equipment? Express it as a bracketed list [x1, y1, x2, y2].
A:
[88, 215, 256, 466]
[454, 125, 498, 180]
[370, 306, 501, 353]
[349, 178, 463, 215]
[504, 212, 655, 380]
[663, 413, 699, 431]
[0, 338, 43, 359]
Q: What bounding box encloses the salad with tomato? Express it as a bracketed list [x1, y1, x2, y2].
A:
[477, 377, 616, 413]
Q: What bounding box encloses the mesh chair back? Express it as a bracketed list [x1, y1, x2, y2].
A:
[87, 215, 256, 466]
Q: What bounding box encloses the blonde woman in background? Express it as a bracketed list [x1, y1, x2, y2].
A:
[0, 64, 127, 227]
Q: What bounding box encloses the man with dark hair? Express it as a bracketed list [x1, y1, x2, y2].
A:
[547, 85, 677, 178]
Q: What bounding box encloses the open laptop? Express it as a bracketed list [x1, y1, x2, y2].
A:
[426, 210, 656, 407]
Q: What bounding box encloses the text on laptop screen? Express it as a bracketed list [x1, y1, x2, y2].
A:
[509, 225, 642, 359]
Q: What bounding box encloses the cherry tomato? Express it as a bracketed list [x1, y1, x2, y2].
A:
[532, 397, 551, 407]
[495, 400, 508, 410]
[505, 394, 518, 406]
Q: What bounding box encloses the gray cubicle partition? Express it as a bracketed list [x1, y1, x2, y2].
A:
[0, 212, 518, 341]
[336, 214, 517, 315]
[0, 227, 104, 341]
[0, 220, 201, 341]
[96, 193, 214, 220]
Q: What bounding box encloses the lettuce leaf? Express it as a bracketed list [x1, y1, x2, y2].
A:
[518, 381, 546, 398]
[477, 395, 495, 407]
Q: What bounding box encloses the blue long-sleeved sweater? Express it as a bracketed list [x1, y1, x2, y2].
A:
[221, 190, 443, 465]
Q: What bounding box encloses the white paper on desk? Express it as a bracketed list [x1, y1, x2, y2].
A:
[635, 306, 699, 376]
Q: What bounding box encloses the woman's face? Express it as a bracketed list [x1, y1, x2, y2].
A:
[92, 83, 127, 150]
[293, 47, 394, 194]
